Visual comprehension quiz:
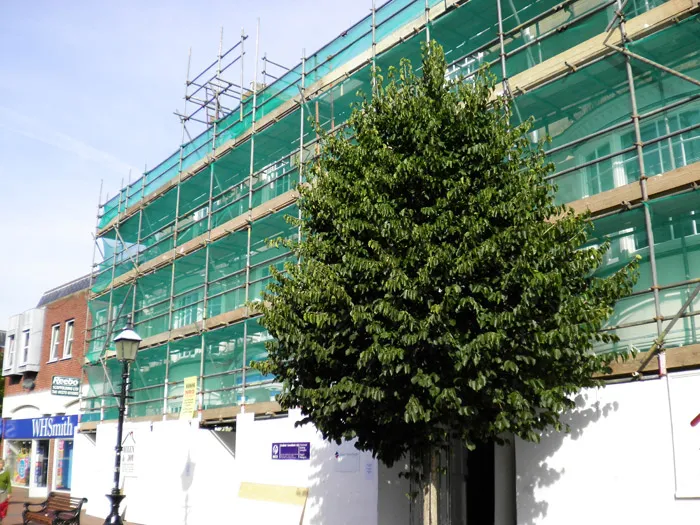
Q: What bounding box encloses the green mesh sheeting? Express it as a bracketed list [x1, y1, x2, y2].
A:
[167, 335, 202, 415]
[513, 54, 634, 204]
[244, 317, 280, 404]
[87, 5, 700, 420]
[85, 315, 282, 418]
[208, 228, 248, 317]
[507, 16, 700, 206]
[134, 265, 172, 338]
[248, 207, 298, 303]
[94, 0, 672, 230]
[130, 344, 166, 418]
[202, 321, 245, 410]
[87, 204, 298, 364]
[587, 208, 654, 354]
[587, 191, 700, 354]
[81, 360, 121, 423]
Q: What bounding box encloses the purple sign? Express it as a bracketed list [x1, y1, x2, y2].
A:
[271, 442, 310, 460]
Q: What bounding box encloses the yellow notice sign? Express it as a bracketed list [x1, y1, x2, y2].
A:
[180, 376, 198, 420]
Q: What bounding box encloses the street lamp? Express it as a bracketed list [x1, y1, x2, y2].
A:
[104, 319, 141, 525]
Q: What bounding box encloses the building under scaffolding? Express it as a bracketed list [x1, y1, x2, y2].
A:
[73, 1, 700, 523]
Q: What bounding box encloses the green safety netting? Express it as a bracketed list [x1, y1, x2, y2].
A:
[208, 228, 248, 317]
[81, 360, 121, 423]
[86, 3, 700, 420]
[96, 0, 679, 284]
[587, 190, 700, 354]
[63, 317, 276, 414]
[87, 205, 298, 364]
[96, 0, 668, 229]
[507, 15, 700, 206]
[130, 344, 167, 418]
[167, 335, 203, 415]
[97, 0, 441, 230]
[512, 54, 634, 204]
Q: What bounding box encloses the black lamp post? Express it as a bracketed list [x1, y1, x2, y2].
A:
[104, 320, 141, 525]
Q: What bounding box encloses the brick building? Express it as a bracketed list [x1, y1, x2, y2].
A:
[2, 275, 89, 498]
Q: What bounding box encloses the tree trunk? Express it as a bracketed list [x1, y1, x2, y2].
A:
[422, 447, 439, 525]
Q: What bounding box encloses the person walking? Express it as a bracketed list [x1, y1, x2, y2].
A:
[0, 459, 11, 523]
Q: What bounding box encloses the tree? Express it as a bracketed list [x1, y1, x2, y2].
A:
[254, 41, 636, 522]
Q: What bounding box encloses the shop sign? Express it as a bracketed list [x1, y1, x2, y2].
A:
[179, 376, 198, 420]
[271, 442, 311, 460]
[3, 415, 78, 440]
[122, 432, 136, 476]
[51, 376, 81, 397]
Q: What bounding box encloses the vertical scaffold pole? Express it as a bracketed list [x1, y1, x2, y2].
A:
[240, 27, 246, 122]
[496, 0, 510, 97]
[130, 174, 147, 325]
[197, 26, 231, 421]
[105, 179, 124, 346]
[298, 50, 306, 264]
[371, 0, 377, 95]
[166, 46, 194, 341]
[242, 18, 261, 410]
[616, 0, 664, 371]
[425, 0, 431, 42]
[82, 180, 103, 423]
[97, 179, 126, 420]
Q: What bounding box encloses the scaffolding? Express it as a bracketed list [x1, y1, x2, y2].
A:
[82, 0, 700, 424]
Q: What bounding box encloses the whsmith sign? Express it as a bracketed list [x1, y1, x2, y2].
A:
[3, 415, 78, 440]
[51, 376, 80, 397]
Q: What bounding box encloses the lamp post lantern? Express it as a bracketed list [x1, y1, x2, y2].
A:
[104, 318, 141, 525]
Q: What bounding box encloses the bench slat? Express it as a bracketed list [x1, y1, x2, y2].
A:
[24, 491, 87, 525]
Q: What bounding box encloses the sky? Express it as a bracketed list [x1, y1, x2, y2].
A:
[0, 1, 372, 329]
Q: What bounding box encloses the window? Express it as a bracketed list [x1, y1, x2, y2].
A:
[6, 335, 15, 367]
[21, 330, 30, 364]
[54, 439, 74, 491]
[63, 320, 74, 358]
[50, 325, 61, 361]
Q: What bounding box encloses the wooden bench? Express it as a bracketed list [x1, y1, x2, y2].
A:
[23, 492, 88, 525]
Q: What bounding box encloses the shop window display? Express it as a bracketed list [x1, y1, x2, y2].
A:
[34, 440, 49, 488]
[6, 441, 31, 487]
[54, 440, 73, 491]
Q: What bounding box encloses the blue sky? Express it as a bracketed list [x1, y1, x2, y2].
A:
[0, 1, 370, 329]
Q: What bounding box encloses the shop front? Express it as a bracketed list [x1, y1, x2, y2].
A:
[3, 415, 78, 498]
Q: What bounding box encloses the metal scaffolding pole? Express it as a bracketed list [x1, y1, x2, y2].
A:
[241, 18, 261, 410]
[82, 180, 104, 421]
[371, 0, 377, 94]
[425, 0, 431, 42]
[298, 50, 306, 264]
[240, 28, 246, 121]
[166, 45, 195, 337]
[496, 0, 510, 97]
[616, 1, 664, 359]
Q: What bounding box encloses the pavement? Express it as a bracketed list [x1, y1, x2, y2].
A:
[3, 488, 141, 525]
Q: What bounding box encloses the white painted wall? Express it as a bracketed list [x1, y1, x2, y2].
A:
[234, 408, 379, 525]
[73, 411, 423, 525]
[378, 459, 411, 525]
[79, 420, 237, 525]
[71, 432, 97, 502]
[2, 389, 80, 419]
[516, 373, 700, 525]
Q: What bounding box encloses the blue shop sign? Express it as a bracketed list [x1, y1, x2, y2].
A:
[3, 415, 78, 440]
[271, 442, 311, 460]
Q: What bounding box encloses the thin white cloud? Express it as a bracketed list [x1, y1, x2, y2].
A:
[0, 106, 138, 177]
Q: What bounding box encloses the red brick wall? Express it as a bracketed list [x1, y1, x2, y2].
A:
[5, 290, 89, 396]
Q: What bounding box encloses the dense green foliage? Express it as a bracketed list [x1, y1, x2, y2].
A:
[254, 41, 636, 467]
